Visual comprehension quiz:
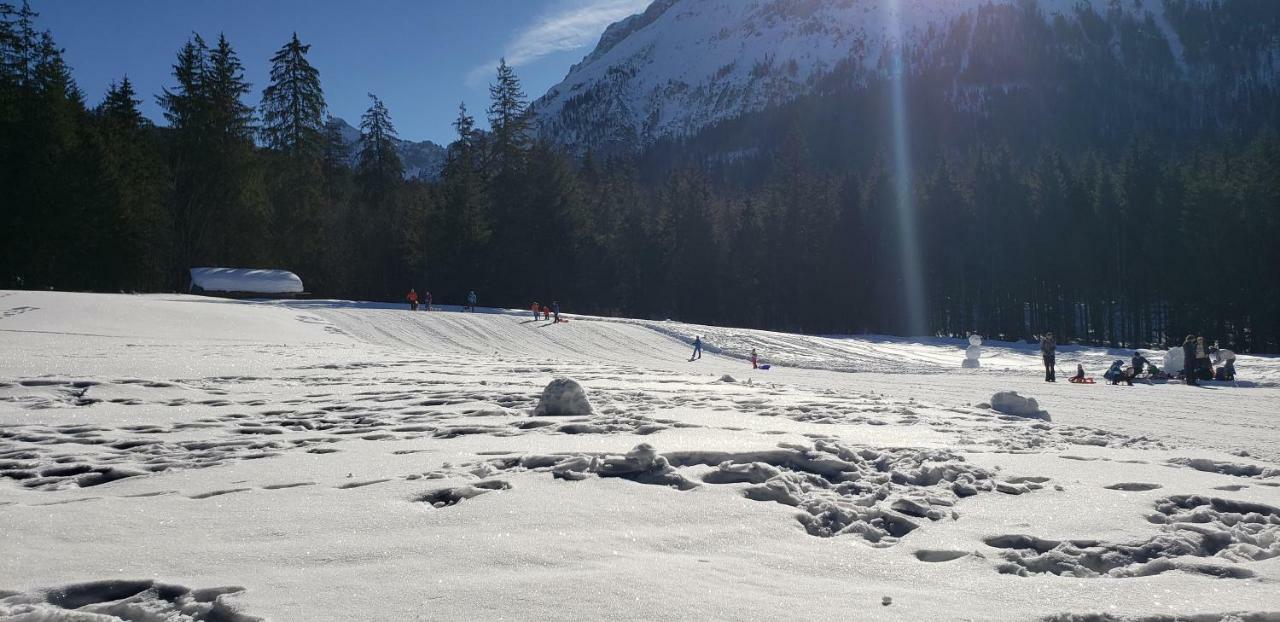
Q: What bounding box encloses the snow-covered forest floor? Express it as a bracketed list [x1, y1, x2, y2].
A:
[2, 291, 1278, 621]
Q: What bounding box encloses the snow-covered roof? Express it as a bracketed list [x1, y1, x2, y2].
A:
[189, 267, 304, 294]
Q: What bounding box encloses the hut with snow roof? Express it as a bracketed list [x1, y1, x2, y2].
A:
[188, 267, 306, 299]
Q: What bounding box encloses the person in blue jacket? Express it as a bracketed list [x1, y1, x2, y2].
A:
[691, 336, 703, 360]
[1104, 360, 1133, 386]
[466, 290, 477, 312]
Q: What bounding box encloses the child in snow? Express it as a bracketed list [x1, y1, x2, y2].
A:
[691, 336, 703, 360]
[406, 288, 419, 311]
[553, 301, 561, 323]
[424, 291, 432, 311]
[542, 305, 550, 321]
[531, 302, 540, 320]
[466, 290, 477, 312]
[1104, 360, 1132, 386]
[1072, 364, 1085, 382]
[751, 348, 758, 369]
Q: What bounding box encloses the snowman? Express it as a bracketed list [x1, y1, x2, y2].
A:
[962, 334, 982, 368]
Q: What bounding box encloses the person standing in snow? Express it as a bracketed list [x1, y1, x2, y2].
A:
[553, 301, 561, 323]
[531, 302, 540, 320]
[424, 291, 432, 311]
[406, 288, 419, 311]
[466, 290, 477, 312]
[751, 348, 758, 369]
[691, 336, 703, 361]
[542, 304, 550, 321]
[1195, 336, 1211, 381]
[1040, 332, 1057, 382]
[1182, 334, 1198, 386]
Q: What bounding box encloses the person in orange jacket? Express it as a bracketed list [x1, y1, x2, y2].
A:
[542, 305, 550, 321]
[406, 288, 419, 311]
[531, 302, 540, 320]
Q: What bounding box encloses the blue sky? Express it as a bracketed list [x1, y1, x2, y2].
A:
[31, 0, 650, 145]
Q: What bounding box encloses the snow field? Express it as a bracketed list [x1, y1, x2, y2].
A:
[1, 291, 1278, 621]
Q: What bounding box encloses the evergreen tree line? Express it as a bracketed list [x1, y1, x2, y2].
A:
[2, 3, 1277, 352]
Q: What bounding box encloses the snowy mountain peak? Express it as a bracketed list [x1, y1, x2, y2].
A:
[531, 0, 1242, 151]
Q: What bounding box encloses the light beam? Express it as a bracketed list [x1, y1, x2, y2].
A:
[888, 0, 927, 336]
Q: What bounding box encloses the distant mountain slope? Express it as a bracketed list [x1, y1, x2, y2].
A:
[326, 117, 446, 181]
[532, 0, 1279, 152]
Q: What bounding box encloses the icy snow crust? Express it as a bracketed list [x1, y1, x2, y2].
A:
[2, 291, 1279, 620]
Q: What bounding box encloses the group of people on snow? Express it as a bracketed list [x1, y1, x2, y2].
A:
[1180, 334, 1236, 385]
[405, 288, 432, 311]
[1042, 331, 1237, 386]
[530, 301, 562, 323]
[404, 289, 475, 312]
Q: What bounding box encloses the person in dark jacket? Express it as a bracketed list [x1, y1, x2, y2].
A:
[1216, 359, 1236, 382]
[1131, 352, 1148, 378]
[1040, 332, 1057, 382]
[1182, 334, 1198, 386]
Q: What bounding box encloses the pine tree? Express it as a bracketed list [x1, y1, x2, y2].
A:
[484, 60, 533, 299]
[260, 33, 327, 286]
[357, 93, 403, 187]
[157, 33, 264, 281]
[259, 32, 325, 157]
[431, 102, 490, 296]
[486, 58, 529, 173]
[91, 76, 169, 289]
[353, 93, 406, 298]
[100, 76, 143, 127]
[205, 33, 253, 141]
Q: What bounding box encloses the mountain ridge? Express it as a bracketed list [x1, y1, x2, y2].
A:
[327, 116, 446, 181]
[530, 0, 1276, 153]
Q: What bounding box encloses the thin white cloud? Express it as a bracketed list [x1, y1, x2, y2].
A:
[467, 0, 651, 87]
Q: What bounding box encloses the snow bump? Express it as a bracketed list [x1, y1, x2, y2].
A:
[989, 391, 1051, 421]
[532, 378, 593, 417]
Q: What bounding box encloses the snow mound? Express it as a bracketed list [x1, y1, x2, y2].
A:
[189, 267, 303, 295]
[0, 580, 260, 621]
[718, 374, 736, 383]
[990, 391, 1051, 421]
[532, 378, 593, 417]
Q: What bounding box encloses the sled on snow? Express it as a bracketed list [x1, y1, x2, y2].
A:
[1068, 377, 1095, 384]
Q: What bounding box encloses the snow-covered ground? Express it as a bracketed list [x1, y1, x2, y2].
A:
[2, 291, 1278, 621]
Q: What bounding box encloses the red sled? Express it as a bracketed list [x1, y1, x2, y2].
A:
[1068, 377, 1095, 384]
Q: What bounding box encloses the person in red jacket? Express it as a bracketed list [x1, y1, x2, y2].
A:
[406, 288, 419, 311]
[542, 305, 550, 321]
[751, 348, 758, 369]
